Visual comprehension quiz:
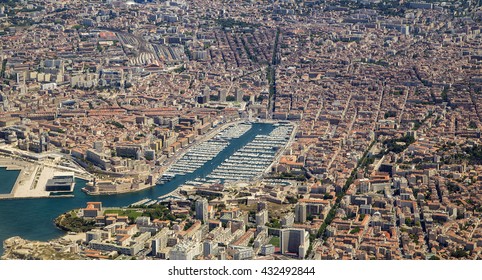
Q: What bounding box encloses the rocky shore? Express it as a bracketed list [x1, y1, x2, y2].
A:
[2, 236, 85, 260]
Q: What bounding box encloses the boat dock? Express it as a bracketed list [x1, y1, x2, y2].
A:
[206, 124, 293, 181]
[157, 123, 252, 184]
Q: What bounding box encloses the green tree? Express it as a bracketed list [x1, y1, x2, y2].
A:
[451, 249, 469, 259]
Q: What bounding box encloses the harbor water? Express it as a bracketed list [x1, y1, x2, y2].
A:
[0, 123, 274, 255]
[0, 167, 20, 194]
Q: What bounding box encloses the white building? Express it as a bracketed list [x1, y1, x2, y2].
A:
[170, 240, 202, 260]
[280, 228, 310, 259]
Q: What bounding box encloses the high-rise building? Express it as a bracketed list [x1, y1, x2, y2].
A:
[235, 87, 243, 102]
[257, 201, 268, 212]
[93, 141, 104, 153]
[358, 178, 370, 193]
[151, 238, 161, 256]
[280, 228, 309, 259]
[295, 203, 307, 223]
[197, 95, 207, 104]
[219, 89, 227, 102]
[255, 209, 268, 226]
[203, 240, 218, 257]
[170, 240, 202, 260]
[202, 86, 211, 103]
[195, 198, 208, 223]
[218, 247, 227, 260]
[281, 212, 295, 227]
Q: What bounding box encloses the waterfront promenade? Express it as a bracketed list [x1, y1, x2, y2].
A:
[0, 120, 246, 200]
[0, 157, 46, 199]
[0, 123, 276, 255]
[0, 153, 90, 199]
[157, 120, 244, 175]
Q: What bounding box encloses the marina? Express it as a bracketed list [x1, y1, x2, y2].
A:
[162, 139, 228, 177]
[206, 124, 293, 182]
[157, 123, 252, 183]
[0, 122, 276, 255]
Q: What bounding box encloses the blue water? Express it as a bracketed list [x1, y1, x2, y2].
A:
[0, 123, 274, 255]
[0, 167, 20, 194]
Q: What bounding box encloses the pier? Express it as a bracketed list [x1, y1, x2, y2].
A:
[0, 152, 92, 200]
[158, 122, 252, 184]
[206, 124, 293, 182]
[158, 122, 294, 186]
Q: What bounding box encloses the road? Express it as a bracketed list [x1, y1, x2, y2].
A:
[469, 218, 480, 239]
[265, 121, 298, 173]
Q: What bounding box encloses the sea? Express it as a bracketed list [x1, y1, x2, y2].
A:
[0, 167, 20, 194]
[0, 123, 274, 255]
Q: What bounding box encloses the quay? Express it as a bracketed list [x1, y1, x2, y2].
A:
[0, 151, 91, 200]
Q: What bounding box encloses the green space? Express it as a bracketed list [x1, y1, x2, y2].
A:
[106, 120, 125, 129]
[0, 59, 7, 78]
[104, 206, 179, 222]
[266, 218, 281, 229]
[103, 209, 144, 221]
[173, 65, 186, 73]
[269, 236, 280, 247]
[106, 204, 189, 222]
[54, 211, 96, 233]
[349, 227, 361, 234]
[384, 111, 397, 118]
[383, 134, 415, 154]
[270, 172, 306, 181]
[316, 140, 375, 239]
[444, 145, 482, 165]
[469, 121, 477, 129]
[451, 249, 469, 259]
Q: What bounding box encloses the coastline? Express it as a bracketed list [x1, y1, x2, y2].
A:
[155, 120, 244, 175]
[81, 182, 156, 196]
[0, 157, 32, 199]
[81, 120, 244, 197]
[0, 166, 20, 198]
[0, 157, 51, 199]
[0, 151, 93, 200]
[0, 122, 275, 258]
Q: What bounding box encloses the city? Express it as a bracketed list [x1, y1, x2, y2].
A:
[0, 0, 481, 261]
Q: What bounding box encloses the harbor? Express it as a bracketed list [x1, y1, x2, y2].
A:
[158, 122, 252, 183]
[0, 167, 20, 196]
[0, 155, 83, 200]
[0, 122, 277, 255]
[161, 139, 228, 177]
[206, 124, 293, 182]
